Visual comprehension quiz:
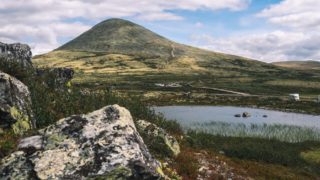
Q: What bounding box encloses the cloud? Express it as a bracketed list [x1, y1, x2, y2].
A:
[188, 0, 320, 62]
[190, 31, 320, 62]
[0, 0, 250, 54]
[257, 0, 320, 30]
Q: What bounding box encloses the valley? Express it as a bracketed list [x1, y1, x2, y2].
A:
[9, 18, 320, 179]
[33, 20, 320, 115]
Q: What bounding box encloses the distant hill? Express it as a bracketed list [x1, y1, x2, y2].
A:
[34, 18, 319, 95]
[273, 61, 320, 70]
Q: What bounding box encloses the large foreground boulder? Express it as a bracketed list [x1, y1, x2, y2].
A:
[0, 105, 162, 179]
[0, 42, 33, 68]
[0, 71, 35, 134]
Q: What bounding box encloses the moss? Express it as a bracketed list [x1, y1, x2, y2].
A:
[10, 107, 31, 135]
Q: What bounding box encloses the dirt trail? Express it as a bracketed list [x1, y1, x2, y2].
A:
[197, 86, 252, 96]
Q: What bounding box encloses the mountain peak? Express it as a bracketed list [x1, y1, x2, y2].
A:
[98, 18, 135, 25]
[57, 18, 177, 57]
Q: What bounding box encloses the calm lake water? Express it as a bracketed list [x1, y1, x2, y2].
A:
[153, 106, 320, 142]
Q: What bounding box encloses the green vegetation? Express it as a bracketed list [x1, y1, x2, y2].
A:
[0, 60, 182, 158]
[188, 121, 320, 142]
[185, 131, 320, 177]
[301, 149, 320, 165]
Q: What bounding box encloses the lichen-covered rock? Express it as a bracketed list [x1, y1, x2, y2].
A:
[0, 42, 33, 68]
[36, 68, 74, 88]
[0, 105, 162, 179]
[136, 120, 180, 157]
[0, 71, 35, 134]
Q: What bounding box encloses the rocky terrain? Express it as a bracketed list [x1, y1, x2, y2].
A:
[0, 105, 163, 179]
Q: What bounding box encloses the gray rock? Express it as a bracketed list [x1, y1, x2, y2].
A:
[36, 68, 74, 88]
[0, 105, 162, 179]
[136, 120, 180, 157]
[0, 71, 35, 134]
[18, 135, 43, 152]
[0, 42, 33, 68]
[242, 112, 251, 118]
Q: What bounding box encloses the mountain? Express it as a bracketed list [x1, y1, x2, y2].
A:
[33, 18, 319, 95]
[58, 18, 182, 58]
[273, 60, 320, 70]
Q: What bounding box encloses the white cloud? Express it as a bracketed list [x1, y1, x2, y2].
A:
[258, 0, 320, 30]
[189, 0, 320, 62]
[190, 31, 320, 62]
[0, 0, 250, 54]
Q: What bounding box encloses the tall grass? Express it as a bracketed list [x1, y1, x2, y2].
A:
[186, 121, 320, 142]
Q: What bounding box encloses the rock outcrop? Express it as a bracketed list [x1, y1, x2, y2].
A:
[0, 105, 162, 179]
[137, 120, 180, 157]
[36, 68, 74, 88]
[0, 42, 33, 68]
[0, 71, 35, 134]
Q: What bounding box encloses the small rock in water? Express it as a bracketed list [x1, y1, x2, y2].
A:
[242, 112, 251, 118]
[234, 114, 241, 118]
[263, 115, 268, 118]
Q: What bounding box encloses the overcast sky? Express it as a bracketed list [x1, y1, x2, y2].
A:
[0, 0, 319, 62]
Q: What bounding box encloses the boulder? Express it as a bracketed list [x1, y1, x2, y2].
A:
[136, 120, 180, 157]
[0, 42, 33, 68]
[0, 105, 162, 179]
[0, 71, 35, 134]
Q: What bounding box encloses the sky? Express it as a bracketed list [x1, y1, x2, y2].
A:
[0, 0, 319, 62]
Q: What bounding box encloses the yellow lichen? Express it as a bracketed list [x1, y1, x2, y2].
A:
[10, 107, 31, 135]
[65, 81, 72, 88]
[156, 167, 165, 177]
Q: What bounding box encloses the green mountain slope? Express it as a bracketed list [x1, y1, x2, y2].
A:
[56, 18, 265, 66]
[58, 18, 182, 58]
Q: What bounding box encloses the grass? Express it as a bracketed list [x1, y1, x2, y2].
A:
[185, 131, 320, 176]
[187, 121, 320, 142]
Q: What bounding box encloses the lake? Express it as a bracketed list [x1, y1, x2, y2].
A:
[153, 106, 320, 142]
